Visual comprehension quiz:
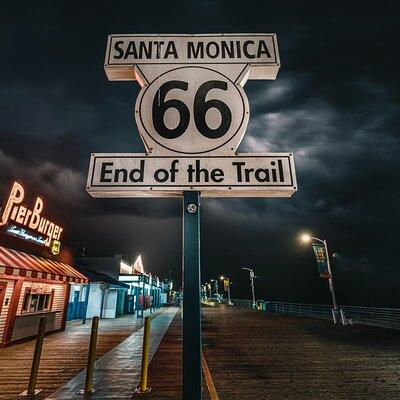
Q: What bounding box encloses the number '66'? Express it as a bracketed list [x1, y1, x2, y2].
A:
[152, 80, 232, 140]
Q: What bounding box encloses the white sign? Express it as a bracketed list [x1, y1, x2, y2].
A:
[104, 34, 280, 156]
[86, 33, 297, 198]
[135, 66, 249, 154]
[86, 153, 297, 198]
[105, 34, 280, 80]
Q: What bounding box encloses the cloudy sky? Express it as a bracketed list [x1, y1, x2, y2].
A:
[0, 1, 399, 306]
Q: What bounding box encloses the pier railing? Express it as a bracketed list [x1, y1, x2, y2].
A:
[230, 299, 400, 330]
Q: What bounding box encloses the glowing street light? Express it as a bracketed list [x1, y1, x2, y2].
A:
[220, 275, 232, 305]
[301, 233, 312, 243]
[300, 232, 339, 323]
[241, 267, 256, 308]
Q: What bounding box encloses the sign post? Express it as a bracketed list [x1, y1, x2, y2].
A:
[87, 33, 297, 399]
[183, 191, 202, 399]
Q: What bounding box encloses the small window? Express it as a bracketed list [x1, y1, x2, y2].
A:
[22, 292, 53, 314]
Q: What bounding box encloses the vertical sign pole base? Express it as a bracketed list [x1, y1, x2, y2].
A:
[183, 191, 202, 400]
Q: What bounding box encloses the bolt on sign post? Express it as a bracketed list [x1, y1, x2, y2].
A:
[20, 317, 47, 397]
[86, 33, 297, 400]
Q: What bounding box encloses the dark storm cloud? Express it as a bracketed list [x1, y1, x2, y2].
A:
[0, 1, 399, 305]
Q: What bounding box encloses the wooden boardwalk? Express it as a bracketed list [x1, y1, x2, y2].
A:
[0, 311, 160, 400]
[148, 304, 400, 399]
[201, 304, 400, 400]
[1, 305, 400, 399]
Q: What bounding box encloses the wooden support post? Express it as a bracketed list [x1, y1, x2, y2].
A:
[20, 316, 47, 397]
[78, 316, 99, 395]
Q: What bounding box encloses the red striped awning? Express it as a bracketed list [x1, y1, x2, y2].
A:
[0, 245, 88, 284]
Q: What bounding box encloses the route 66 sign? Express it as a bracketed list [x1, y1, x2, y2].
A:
[87, 34, 297, 198]
[104, 34, 279, 155]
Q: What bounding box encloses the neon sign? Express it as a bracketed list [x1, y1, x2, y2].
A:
[0, 182, 63, 247]
[6, 225, 46, 245]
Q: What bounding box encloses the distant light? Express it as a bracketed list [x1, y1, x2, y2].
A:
[220, 275, 224, 280]
[301, 233, 312, 243]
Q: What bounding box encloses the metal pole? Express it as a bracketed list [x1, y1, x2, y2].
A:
[135, 316, 152, 393]
[227, 279, 232, 305]
[214, 280, 219, 297]
[250, 274, 256, 308]
[183, 191, 202, 400]
[141, 279, 145, 318]
[82, 316, 99, 394]
[24, 316, 47, 397]
[324, 240, 338, 322]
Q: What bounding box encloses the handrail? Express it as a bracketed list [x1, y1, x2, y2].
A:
[230, 299, 400, 330]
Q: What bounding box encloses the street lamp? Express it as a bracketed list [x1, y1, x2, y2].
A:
[210, 279, 219, 299]
[206, 283, 212, 299]
[301, 233, 339, 323]
[220, 275, 232, 305]
[241, 267, 256, 308]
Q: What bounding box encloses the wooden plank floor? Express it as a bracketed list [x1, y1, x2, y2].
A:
[146, 312, 211, 400]
[201, 305, 400, 400]
[0, 311, 160, 400]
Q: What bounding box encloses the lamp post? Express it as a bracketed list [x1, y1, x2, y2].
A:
[210, 279, 219, 299]
[220, 276, 232, 305]
[206, 283, 212, 299]
[241, 267, 256, 308]
[301, 234, 338, 323]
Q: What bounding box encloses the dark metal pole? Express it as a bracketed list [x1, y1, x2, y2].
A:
[183, 191, 202, 400]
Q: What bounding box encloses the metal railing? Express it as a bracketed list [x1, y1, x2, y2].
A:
[266, 301, 333, 320]
[340, 305, 400, 330]
[231, 299, 400, 330]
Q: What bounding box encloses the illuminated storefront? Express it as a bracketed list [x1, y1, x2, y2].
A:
[119, 255, 162, 317]
[0, 181, 88, 346]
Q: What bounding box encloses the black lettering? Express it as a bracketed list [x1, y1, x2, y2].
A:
[221, 41, 234, 58]
[129, 160, 144, 182]
[124, 41, 138, 59]
[255, 169, 270, 182]
[245, 168, 254, 182]
[232, 162, 245, 182]
[154, 168, 169, 183]
[188, 42, 204, 58]
[206, 42, 219, 58]
[100, 162, 113, 182]
[138, 41, 152, 58]
[169, 160, 179, 182]
[165, 41, 178, 59]
[114, 41, 124, 59]
[114, 168, 128, 183]
[211, 168, 224, 182]
[187, 164, 195, 182]
[195, 160, 209, 182]
[243, 40, 255, 59]
[271, 161, 277, 182]
[236, 41, 241, 58]
[154, 41, 165, 59]
[257, 40, 271, 58]
[278, 159, 284, 182]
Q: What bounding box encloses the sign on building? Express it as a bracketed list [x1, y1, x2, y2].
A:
[0, 181, 64, 250]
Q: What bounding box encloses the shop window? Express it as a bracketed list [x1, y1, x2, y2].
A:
[22, 289, 53, 314]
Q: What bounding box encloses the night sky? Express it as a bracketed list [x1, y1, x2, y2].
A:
[0, 2, 399, 306]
